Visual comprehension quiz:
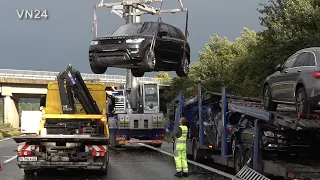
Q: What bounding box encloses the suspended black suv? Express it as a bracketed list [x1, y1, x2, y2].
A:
[88, 22, 190, 77]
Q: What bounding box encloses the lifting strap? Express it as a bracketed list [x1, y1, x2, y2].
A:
[150, 0, 164, 53]
[92, 6, 98, 38]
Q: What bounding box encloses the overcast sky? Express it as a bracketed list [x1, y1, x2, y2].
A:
[0, 0, 267, 76]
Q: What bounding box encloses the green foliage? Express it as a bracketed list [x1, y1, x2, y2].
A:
[154, 72, 171, 84]
[168, 0, 320, 99]
[2, 130, 21, 138]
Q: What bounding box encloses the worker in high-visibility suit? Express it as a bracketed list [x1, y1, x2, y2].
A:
[166, 117, 189, 177]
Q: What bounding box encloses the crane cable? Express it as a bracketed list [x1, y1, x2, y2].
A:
[149, 0, 164, 54]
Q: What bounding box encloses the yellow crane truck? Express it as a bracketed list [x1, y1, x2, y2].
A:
[13, 65, 110, 176]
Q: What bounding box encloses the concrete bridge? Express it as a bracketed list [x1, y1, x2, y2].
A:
[0, 69, 170, 128]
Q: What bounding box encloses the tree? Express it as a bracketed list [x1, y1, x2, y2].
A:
[168, 28, 260, 99]
[169, 0, 320, 99]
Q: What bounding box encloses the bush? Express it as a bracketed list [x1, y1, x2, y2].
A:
[0, 123, 13, 129]
[2, 130, 21, 138]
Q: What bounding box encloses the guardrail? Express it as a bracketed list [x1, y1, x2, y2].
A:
[0, 69, 171, 86]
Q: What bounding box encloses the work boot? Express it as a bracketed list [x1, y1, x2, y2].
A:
[174, 171, 183, 177]
[182, 172, 189, 177]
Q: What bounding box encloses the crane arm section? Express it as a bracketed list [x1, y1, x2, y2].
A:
[57, 65, 101, 115]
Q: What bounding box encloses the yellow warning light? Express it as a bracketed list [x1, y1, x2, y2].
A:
[208, 145, 213, 148]
[101, 117, 106, 122]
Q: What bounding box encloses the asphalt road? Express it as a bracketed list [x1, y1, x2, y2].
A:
[0, 139, 229, 180]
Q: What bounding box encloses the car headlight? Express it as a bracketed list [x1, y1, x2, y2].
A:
[91, 40, 98, 45]
[126, 38, 145, 43]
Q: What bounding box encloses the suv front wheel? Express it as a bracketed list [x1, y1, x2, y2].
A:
[132, 69, 145, 77]
[176, 54, 189, 77]
[141, 47, 156, 71]
[90, 64, 107, 74]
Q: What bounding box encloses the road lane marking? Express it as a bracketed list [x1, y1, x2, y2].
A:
[3, 155, 17, 164]
[138, 143, 241, 180]
[0, 138, 12, 142]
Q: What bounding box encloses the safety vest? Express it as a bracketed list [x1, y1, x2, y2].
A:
[176, 125, 188, 143]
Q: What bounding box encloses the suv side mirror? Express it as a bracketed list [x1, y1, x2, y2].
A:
[276, 64, 282, 71]
[159, 31, 168, 37]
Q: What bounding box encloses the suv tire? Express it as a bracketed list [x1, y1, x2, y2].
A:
[263, 85, 277, 111]
[90, 64, 107, 74]
[141, 47, 156, 71]
[176, 54, 189, 77]
[132, 69, 145, 77]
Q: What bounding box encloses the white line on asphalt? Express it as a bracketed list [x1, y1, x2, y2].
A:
[3, 155, 17, 164]
[0, 138, 12, 142]
[138, 143, 241, 180]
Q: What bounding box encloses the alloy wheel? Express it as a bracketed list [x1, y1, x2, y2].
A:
[296, 92, 304, 114]
[147, 49, 156, 69]
[182, 57, 189, 74]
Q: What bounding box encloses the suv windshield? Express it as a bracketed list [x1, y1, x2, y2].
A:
[112, 22, 157, 36]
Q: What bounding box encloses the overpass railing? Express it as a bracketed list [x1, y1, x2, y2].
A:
[0, 69, 171, 86]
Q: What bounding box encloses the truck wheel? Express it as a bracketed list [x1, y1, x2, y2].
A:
[263, 85, 277, 111]
[90, 63, 107, 74]
[153, 143, 162, 148]
[234, 148, 243, 173]
[114, 145, 122, 148]
[192, 141, 200, 162]
[100, 155, 109, 176]
[131, 69, 145, 77]
[24, 169, 36, 176]
[176, 54, 189, 77]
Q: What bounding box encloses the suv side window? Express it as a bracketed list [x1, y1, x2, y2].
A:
[303, 52, 316, 66]
[168, 25, 185, 40]
[159, 24, 170, 37]
[168, 25, 179, 39]
[293, 52, 309, 67]
[282, 54, 298, 69]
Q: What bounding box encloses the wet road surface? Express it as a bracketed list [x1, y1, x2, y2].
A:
[0, 139, 229, 180]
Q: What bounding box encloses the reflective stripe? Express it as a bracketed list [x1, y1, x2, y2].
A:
[175, 140, 186, 143]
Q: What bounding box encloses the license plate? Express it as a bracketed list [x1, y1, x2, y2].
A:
[102, 46, 118, 51]
[17, 156, 37, 162]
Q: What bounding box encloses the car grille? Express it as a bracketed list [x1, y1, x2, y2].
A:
[99, 39, 124, 45]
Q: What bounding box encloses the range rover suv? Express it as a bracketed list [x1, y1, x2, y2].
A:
[89, 22, 190, 77]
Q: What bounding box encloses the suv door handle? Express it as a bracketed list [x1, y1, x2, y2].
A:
[298, 69, 302, 72]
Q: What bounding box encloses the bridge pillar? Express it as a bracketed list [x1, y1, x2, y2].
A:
[2, 87, 20, 128]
